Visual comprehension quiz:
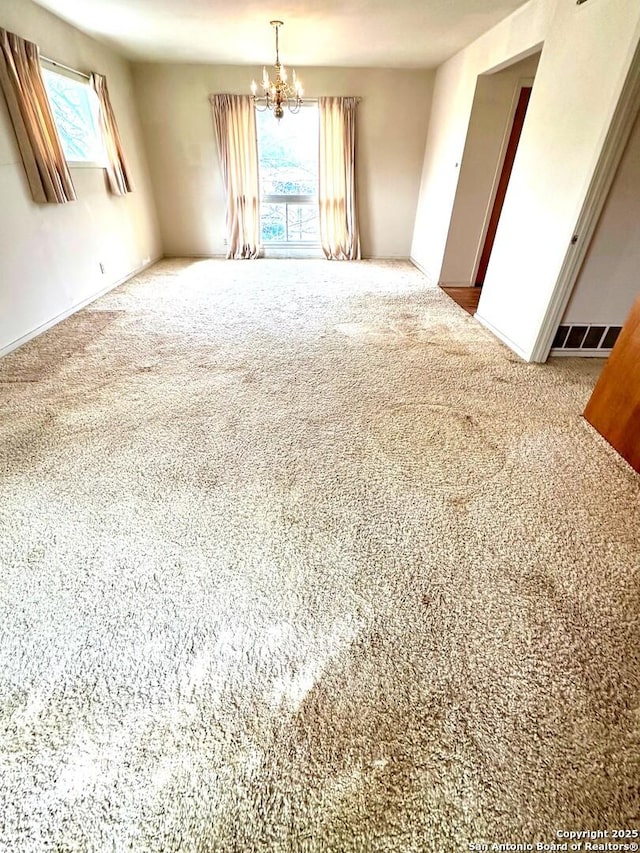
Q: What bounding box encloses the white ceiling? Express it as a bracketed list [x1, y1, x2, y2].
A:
[33, 0, 531, 69]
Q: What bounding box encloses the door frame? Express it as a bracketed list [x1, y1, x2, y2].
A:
[529, 36, 640, 362]
[470, 76, 535, 287]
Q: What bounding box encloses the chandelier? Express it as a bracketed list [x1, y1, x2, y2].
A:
[250, 20, 303, 120]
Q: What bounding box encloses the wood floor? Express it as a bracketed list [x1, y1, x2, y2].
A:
[440, 286, 482, 315]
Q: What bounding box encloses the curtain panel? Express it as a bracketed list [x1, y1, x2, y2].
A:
[91, 73, 133, 197]
[318, 96, 360, 261]
[0, 28, 75, 204]
[210, 94, 261, 260]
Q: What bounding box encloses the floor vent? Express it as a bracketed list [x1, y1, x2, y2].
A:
[550, 324, 621, 356]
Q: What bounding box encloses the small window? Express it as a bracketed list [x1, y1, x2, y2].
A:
[42, 65, 106, 166]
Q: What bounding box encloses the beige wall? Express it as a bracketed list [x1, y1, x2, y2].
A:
[410, 0, 553, 284]
[131, 63, 433, 259]
[0, 0, 161, 355]
[439, 51, 540, 286]
[562, 107, 640, 327]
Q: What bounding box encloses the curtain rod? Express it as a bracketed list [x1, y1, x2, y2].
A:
[41, 55, 91, 81]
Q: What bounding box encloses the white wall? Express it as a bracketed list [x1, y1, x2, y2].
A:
[410, 0, 553, 283]
[476, 0, 640, 359]
[0, 0, 162, 355]
[439, 51, 540, 286]
[131, 64, 433, 259]
[562, 106, 640, 327]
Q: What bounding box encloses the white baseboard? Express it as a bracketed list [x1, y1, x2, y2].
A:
[474, 311, 532, 362]
[0, 256, 161, 359]
[365, 255, 411, 260]
[163, 253, 414, 262]
[163, 253, 227, 259]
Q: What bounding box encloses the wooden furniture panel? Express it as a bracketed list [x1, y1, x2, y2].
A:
[584, 292, 640, 472]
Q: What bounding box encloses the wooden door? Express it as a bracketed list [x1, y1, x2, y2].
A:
[475, 86, 532, 286]
[584, 292, 640, 472]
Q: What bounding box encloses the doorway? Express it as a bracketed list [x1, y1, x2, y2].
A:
[475, 86, 532, 286]
[438, 50, 541, 310]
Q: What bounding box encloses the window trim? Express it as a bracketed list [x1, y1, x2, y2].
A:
[262, 194, 316, 205]
[41, 57, 89, 84]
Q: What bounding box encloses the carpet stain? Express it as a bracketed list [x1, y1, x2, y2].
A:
[368, 403, 505, 497]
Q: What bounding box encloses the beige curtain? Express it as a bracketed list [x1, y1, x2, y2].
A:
[90, 73, 133, 196]
[318, 96, 360, 260]
[210, 94, 261, 260]
[0, 28, 75, 204]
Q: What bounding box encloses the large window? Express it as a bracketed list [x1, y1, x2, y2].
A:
[41, 65, 105, 166]
[256, 106, 320, 248]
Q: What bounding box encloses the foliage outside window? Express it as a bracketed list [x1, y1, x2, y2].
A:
[256, 106, 320, 244]
[42, 66, 106, 165]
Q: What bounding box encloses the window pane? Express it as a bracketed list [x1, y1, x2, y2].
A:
[42, 68, 105, 164]
[257, 107, 318, 197]
[261, 203, 286, 242]
[286, 204, 319, 241]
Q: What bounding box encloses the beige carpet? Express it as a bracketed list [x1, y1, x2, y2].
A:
[0, 259, 639, 852]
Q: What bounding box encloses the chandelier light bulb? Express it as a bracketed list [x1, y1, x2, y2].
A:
[250, 21, 303, 120]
